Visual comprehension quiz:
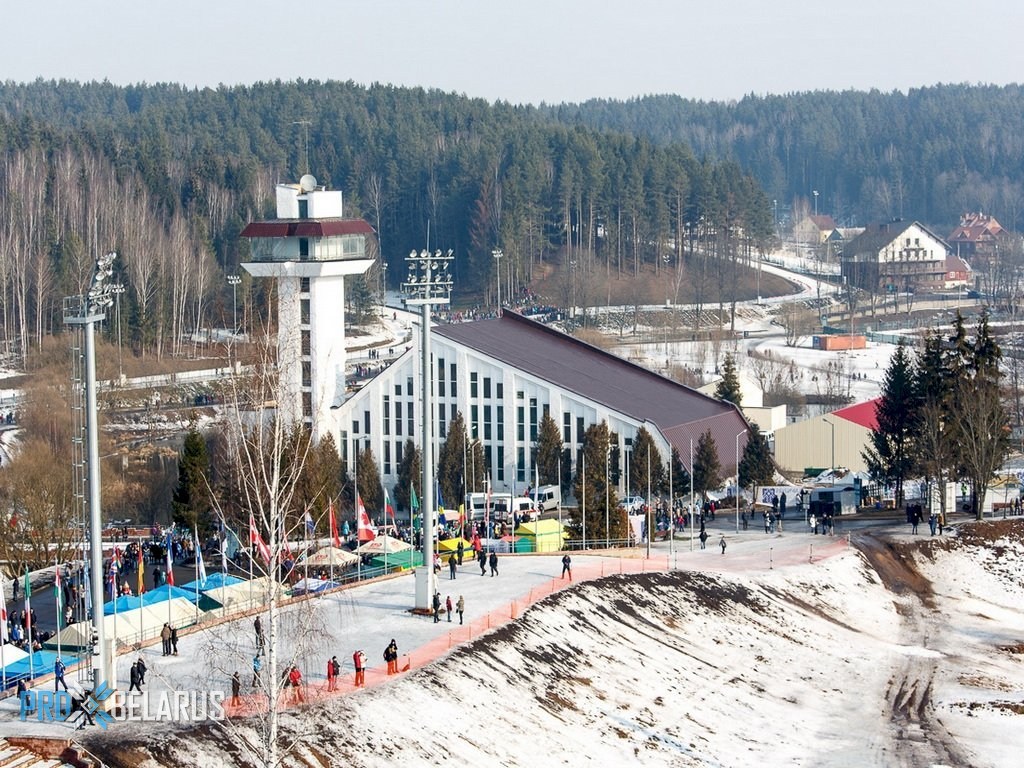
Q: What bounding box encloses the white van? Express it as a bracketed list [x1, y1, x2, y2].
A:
[531, 485, 561, 513]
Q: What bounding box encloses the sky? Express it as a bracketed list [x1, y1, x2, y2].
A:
[6, 1, 1023, 105]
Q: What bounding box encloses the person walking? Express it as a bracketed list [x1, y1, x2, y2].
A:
[353, 649, 366, 686]
[478, 549, 487, 576]
[170, 625, 179, 655]
[448, 553, 457, 580]
[136, 657, 147, 686]
[719, 535, 727, 555]
[54, 657, 68, 692]
[457, 540, 465, 566]
[254, 616, 265, 655]
[488, 550, 498, 577]
[384, 639, 398, 674]
[128, 660, 142, 693]
[456, 595, 465, 625]
[160, 623, 172, 656]
[432, 591, 442, 623]
[561, 553, 572, 580]
[698, 529, 708, 550]
[445, 595, 453, 622]
[327, 656, 339, 691]
[230, 671, 241, 706]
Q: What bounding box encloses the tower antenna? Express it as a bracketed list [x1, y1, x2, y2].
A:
[292, 120, 312, 174]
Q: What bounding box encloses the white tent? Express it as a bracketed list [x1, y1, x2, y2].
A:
[356, 535, 411, 555]
[201, 576, 274, 615]
[45, 597, 200, 650]
[0, 643, 29, 665]
[301, 547, 359, 567]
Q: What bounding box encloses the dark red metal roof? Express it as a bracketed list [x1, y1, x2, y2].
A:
[435, 312, 750, 472]
[832, 398, 880, 431]
[240, 219, 374, 238]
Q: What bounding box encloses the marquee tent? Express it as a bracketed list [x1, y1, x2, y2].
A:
[356, 535, 410, 555]
[301, 547, 359, 567]
[46, 597, 200, 651]
[179, 572, 244, 593]
[201, 576, 273, 615]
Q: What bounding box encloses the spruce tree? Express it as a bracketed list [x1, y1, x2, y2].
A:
[738, 424, 774, 491]
[669, 445, 691, 498]
[437, 411, 468, 509]
[354, 444, 382, 518]
[535, 413, 563, 486]
[172, 427, 211, 531]
[394, 438, 421, 513]
[863, 341, 918, 506]
[691, 430, 722, 501]
[714, 353, 742, 407]
[629, 426, 666, 495]
[571, 422, 625, 542]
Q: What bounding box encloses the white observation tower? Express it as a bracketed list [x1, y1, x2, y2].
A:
[241, 174, 376, 440]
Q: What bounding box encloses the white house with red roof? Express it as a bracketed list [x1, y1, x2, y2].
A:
[773, 398, 880, 476]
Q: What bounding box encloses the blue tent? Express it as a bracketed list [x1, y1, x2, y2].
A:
[1, 650, 70, 687]
[103, 595, 145, 615]
[179, 572, 244, 593]
[141, 585, 201, 606]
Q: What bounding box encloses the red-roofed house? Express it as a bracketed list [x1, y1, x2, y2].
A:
[773, 399, 880, 475]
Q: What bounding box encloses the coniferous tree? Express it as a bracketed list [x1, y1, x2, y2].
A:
[669, 445, 691, 498]
[394, 438, 421, 513]
[570, 422, 625, 542]
[715, 353, 742, 407]
[172, 427, 212, 532]
[629, 426, 666, 496]
[437, 411, 468, 510]
[863, 342, 918, 507]
[354, 444, 382, 519]
[738, 424, 774, 491]
[535, 413, 563, 486]
[691, 430, 722, 501]
[915, 332, 955, 518]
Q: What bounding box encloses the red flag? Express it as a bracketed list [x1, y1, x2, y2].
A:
[383, 488, 396, 524]
[357, 496, 377, 542]
[329, 502, 341, 548]
[249, 514, 271, 564]
[164, 533, 175, 586]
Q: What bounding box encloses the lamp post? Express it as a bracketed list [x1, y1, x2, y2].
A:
[64, 251, 117, 698]
[403, 249, 454, 611]
[645, 450, 652, 559]
[735, 429, 747, 533]
[227, 275, 241, 338]
[605, 444, 610, 549]
[492, 248, 503, 315]
[772, 199, 778, 232]
[813, 190, 819, 217]
[111, 283, 125, 381]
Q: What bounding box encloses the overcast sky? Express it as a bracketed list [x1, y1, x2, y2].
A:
[6, 1, 1022, 105]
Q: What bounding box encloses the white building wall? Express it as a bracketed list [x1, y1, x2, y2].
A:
[277, 276, 303, 426]
[333, 328, 664, 500]
[309, 275, 347, 440]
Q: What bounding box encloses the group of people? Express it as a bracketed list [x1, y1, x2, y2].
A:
[159, 622, 179, 656]
[431, 592, 465, 624]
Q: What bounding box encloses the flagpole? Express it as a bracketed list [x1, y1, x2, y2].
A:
[2, 569, 9, 689]
[192, 527, 201, 622]
[138, 537, 145, 645]
[354, 448, 360, 584]
[55, 558, 63, 669]
[25, 569, 33, 682]
[111, 561, 118, 655]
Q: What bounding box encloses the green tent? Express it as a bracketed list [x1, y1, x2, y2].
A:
[368, 550, 424, 571]
[514, 519, 566, 553]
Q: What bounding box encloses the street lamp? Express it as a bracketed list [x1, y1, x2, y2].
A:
[813, 190, 819, 217]
[403, 249, 454, 612]
[111, 283, 126, 381]
[735, 429, 747, 533]
[227, 275, 241, 338]
[605, 444, 610, 549]
[492, 248, 503, 315]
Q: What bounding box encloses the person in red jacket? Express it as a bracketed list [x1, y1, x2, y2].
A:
[353, 649, 366, 686]
[327, 656, 339, 691]
[288, 666, 304, 702]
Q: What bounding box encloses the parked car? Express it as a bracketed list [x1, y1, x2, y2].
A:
[619, 496, 645, 514]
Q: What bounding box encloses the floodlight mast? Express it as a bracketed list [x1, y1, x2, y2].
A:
[403, 249, 453, 611]
[64, 251, 118, 698]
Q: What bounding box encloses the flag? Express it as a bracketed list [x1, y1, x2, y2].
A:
[196, 532, 208, 584]
[357, 496, 376, 542]
[0, 570, 8, 643]
[54, 560, 63, 612]
[410, 484, 419, 512]
[304, 509, 316, 535]
[458, 503, 465, 526]
[108, 569, 117, 601]
[138, 543, 145, 594]
[23, 568, 31, 639]
[249, 514, 272, 564]
[437, 482, 446, 526]
[383, 488, 396, 524]
[83, 563, 92, 618]
[329, 502, 342, 548]
[165, 532, 175, 586]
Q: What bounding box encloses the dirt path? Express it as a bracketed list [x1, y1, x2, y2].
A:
[853, 533, 976, 767]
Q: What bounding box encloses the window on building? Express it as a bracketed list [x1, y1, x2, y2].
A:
[383, 395, 390, 435]
[517, 447, 525, 483]
[529, 398, 538, 441]
[484, 445, 492, 476]
[395, 440, 403, 465]
[439, 403, 447, 437]
[577, 416, 584, 444]
[450, 364, 457, 397]
[517, 406, 525, 442]
[301, 361, 311, 387]
[352, 420, 359, 435]
[364, 411, 370, 435]
[302, 392, 311, 418]
[406, 377, 413, 396]
[301, 330, 311, 356]
[471, 404, 479, 439]
[470, 372, 478, 398]
[298, 199, 308, 218]
[483, 377, 491, 399]
[300, 278, 310, 293]
[496, 382, 503, 400]
[407, 402, 414, 436]
[497, 446, 504, 482]
[496, 405, 504, 441]
[438, 358, 446, 397]
[300, 298, 310, 325]
[484, 405, 492, 441]
[299, 238, 310, 258]
[383, 442, 391, 475]
[563, 412, 571, 443]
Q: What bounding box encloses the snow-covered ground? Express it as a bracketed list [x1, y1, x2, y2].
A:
[7, 518, 1022, 767]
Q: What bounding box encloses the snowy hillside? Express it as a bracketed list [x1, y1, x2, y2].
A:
[83, 520, 1024, 767]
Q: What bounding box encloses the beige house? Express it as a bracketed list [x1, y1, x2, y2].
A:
[773, 399, 879, 476]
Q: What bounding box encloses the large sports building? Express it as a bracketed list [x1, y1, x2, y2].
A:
[333, 311, 749, 496]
